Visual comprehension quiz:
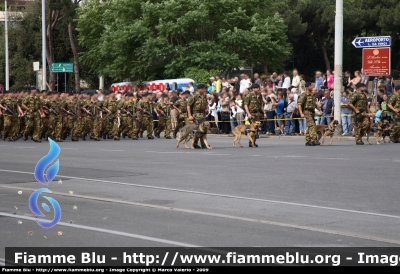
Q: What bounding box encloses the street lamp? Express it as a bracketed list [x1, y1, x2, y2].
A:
[42, 0, 46, 90]
[5, 0, 9, 90]
[333, 0, 343, 130]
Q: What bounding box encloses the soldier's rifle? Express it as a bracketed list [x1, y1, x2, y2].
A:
[65, 107, 77, 117]
[3, 104, 15, 115]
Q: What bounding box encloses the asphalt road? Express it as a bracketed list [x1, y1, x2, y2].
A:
[1, 135, 400, 261]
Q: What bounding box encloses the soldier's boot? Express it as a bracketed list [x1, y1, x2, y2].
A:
[193, 144, 201, 149]
[33, 139, 41, 143]
[173, 133, 177, 139]
[356, 141, 364, 145]
[132, 136, 138, 140]
[148, 136, 154, 139]
[23, 134, 28, 141]
[93, 138, 100, 141]
[248, 141, 258, 148]
[71, 138, 79, 142]
[122, 133, 126, 139]
[114, 137, 120, 141]
[305, 142, 315, 146]
[314, 141, 321, 146]
[140, 132, 143, 138]
[165, 136, 171, 139]
[56, 139, 63, 142]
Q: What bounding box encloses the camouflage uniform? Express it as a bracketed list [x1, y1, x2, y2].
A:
[349, 92, 369, 143]
[243, 92, 263, 122]
[80, 99, 92, 139]
[388, 93, 400, 141]
[118, 98, 127, 136]
[64, 98, 80, 140]
[188, 93, 208, 147]
[89, 100, 101, 139]
[45, 98, 61, 140]
[173, 98, 190, 137]
[298, 92, 318, 144]
[106, 99, 120, 139]
[128, 98, 140, 139]
[138, 99, 154, 138]
[155, 100, 171, 138]
[22, 94, 42, 141]
[40, 97, 49, 139]
[1, 96, 17, 140]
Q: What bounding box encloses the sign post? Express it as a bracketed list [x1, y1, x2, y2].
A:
[51, 62, 74, 92]
[362, 47, 390, 76]
[352, 36, 391, 48]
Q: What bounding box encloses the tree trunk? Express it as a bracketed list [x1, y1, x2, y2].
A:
[318, 38, 331, 71]
[68, 22, 80, 93]
[46, 9, 57, 91]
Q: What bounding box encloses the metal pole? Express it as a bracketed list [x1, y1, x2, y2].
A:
[57, 73, 58, 92]
[5, 0, 9, 90]
[65, 73, 66, 92]
[42, 0, 46, 90]
[333, 0, 343, 132]
[99, 76, 104, 90]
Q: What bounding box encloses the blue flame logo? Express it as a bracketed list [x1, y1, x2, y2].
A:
[29, 138, 62, 229]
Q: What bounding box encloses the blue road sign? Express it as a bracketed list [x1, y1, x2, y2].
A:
[352, 36, 391, 48]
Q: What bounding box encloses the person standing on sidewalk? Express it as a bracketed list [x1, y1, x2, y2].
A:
[340, 90, 352, 136]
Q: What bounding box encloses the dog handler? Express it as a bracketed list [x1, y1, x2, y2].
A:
[244, 83, 266, 147]
[388, 85, 400, 143]
[348, 83, 370, 145]
[298, 82, 321, 146]
[188, 84, 209, 149]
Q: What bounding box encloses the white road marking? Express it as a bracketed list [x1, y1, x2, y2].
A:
[0, 212, 198, 247]
[282, 155, 307, 158]
[1, 193, 399, 246]
[1, 168, 400, 221]
[61, 148, 78, 150]
[12, 147, 36, 149]
[319, 158, 350, 160]
[99, 149, 124, 152]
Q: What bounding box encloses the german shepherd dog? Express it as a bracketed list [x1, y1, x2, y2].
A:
[366, 119, 394, 145]
[315, 120, 339, 146]
[176, 121, 212, 149]
[232, 121, 262, 148]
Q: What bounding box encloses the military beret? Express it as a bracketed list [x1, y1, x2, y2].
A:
[30, 86, 37, 91]
[251, 83, 260, 89]
[47, 91, 53, 95]
[181, 90, 190, 95]
[197, 84, 206, 89]
[53, 91, 59, 95]
[305, 82, 312, 87]
[161, 93, 169, 98]
[395, 85, 400, 91]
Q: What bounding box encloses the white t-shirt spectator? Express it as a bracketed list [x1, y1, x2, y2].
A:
[282, 76, 291, 89]
[292, 75, 300, 88]
[240, 79, 251, 94]
[189, 86, 194, 94]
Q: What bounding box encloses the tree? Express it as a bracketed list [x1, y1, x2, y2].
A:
[77, 0, 291, 82]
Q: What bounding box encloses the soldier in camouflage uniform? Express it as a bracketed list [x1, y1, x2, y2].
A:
[388, 85, 400, 143]
[104, 92, 120, 140]
[118, 94, 128, 138]
[63, 92, 80, 141]
[87, 93, 102, 141]
[243, 84, 266, 147]
[17, 91, 26, 138]
[0, 92, 3, 138]
[21, 87, 43, 142]
[138, 93, 154, 139]
[128, 94, 140, 140]
[298, 82, 321, 146]
[155, 93, 172, 139]
[39, 91, 49, 140]
[0, 91, 17, 141]
[187, 84, 209, 148]
[43, 91, 62, 141]
[348, 83, 370, 145]
[173, 91, 190, 139]
[80, 92, 92, 141]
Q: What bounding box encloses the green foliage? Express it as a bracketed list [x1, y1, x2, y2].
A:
[77, 0, 291, 82]
[183, 67, 220, 85]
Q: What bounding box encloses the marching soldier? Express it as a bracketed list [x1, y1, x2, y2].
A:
[388, 85, 400, 143]
[187, 84, 208, 148]
[155, 93, 172, 139]
[104, 92, 120, 140]
[138, 92, 154, 139]
[43, 91, 62, 142]
[21, 86, 44, 142]
[172, 90, 190, 139]
[39, 90, 49, 140]
[0, 91, 17, 141]
[88, 92, 102, 141]
[298, 82, 321, 146]
[243, 83, 266, 147]
[80, 92, 92, 140]
[348, 83, 370, 145]
[63, 92, 79, 141]
[128, 94, 140, 140]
